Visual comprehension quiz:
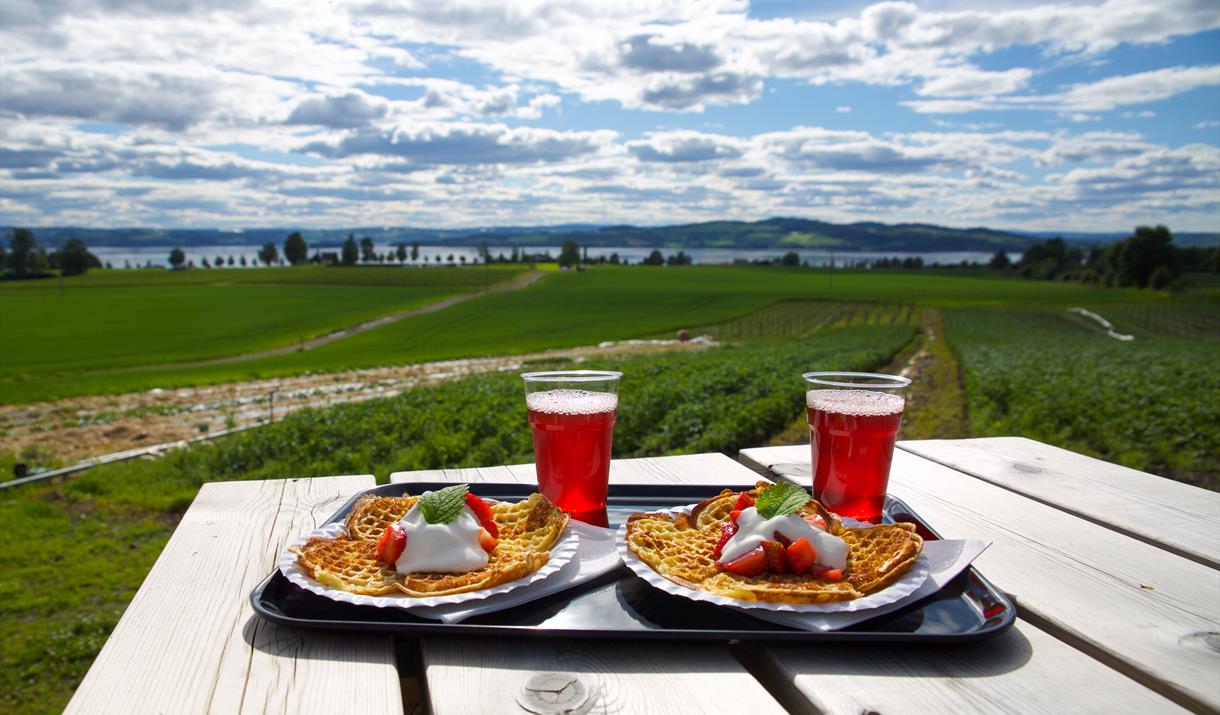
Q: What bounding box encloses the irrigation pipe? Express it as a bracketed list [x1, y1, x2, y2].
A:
[1067, 308, 1135, 341]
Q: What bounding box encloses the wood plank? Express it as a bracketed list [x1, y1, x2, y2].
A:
[65, 476, 403, 715]
[423, 638, 788, 715]
[741, 444, 1220, 713]
[740, 620, 1187, 715]
[900, 437, 1220, 568]
[411, 455, 783, 713]
[391, 453, 761, 487]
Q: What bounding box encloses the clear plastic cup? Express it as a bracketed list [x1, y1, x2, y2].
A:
[522, 370, 621, 525]
[803, 372, 910, 523]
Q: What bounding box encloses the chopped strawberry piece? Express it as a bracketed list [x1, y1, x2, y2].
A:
[785, 537, 817, 575]
[733, 492, 754, 511]
[477, 527, 498, 553]
[377, 523, 406, 564]
[803, 513, 827, 530]
[729, 509, 742, 523]
[773, 531, 792, 548]
[713, 520, 738, 561]
[464, 492, 498, 538]
[718, 545, 766, 577]
[761, 540, 788, 574]
[813, 565, 843, 581]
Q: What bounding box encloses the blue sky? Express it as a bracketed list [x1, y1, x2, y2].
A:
[1, 0, 1217, 231]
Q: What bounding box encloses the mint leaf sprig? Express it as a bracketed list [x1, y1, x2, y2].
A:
[417, 484, 470, 524]
[754, 482, 810, 519]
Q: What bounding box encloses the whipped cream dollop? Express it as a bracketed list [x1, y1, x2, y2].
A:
[394, 501, 489, 574]
[719, 506, 849, 571]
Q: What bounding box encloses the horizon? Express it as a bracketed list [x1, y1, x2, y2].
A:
[2, 1, 1218, 231]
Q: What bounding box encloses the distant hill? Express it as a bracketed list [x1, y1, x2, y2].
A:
[2, 218, 1044, 252]
[11, 220, 1216, 251]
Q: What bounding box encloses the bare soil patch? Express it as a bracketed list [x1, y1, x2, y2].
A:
[0, 338, 714, 468]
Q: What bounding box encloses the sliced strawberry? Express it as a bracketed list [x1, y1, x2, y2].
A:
[718, 546, 766, 577]
[712, 520, 738, 560]
[464, 492, 498, 538]
[377, 523, 406, 564]
[733, 492, 754, 511]
[729, 509, 742, 523]
[813, 565, 843, 581]
[761, 540, 787, 574]
[477, 527, 498, 553]
[803, 513, 827, 530]
[772, 531, 792, 548]
[785, 537, 817, 575]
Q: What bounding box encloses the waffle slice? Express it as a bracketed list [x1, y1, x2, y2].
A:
[292, 489, 569, 598]
[293, 536, 400, 595]
[625, 483, 923, 604]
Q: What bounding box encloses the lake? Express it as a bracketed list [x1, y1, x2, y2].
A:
[91, 244, 1013, 268]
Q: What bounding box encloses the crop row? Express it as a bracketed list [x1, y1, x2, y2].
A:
[692, 300, 917, 342]
[63, 324, 914, 508]
[945, 307, 1219, 488]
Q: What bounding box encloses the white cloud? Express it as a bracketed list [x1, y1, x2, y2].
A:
[0, 0, 1218, 230]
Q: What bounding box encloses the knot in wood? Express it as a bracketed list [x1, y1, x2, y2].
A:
[517, 671, 591, 714]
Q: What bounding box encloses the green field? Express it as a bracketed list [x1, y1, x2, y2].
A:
[1, 264, 1157, 404]
[0, 265, 526, 398]
[945, 303, 1220, 488]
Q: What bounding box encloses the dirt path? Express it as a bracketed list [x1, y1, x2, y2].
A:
[73, 270, 548, 375]
[764, 309, 970, 446]
[0, 335, 715, 469]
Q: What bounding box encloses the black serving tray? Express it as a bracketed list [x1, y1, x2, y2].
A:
[251, 482, 1016, 642]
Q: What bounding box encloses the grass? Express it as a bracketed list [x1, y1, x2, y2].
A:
[1, 265, 1158, 404]
[0, 264, 527, 400]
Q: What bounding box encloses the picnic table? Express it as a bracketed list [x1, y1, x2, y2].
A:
[65, 437, 1219, 714]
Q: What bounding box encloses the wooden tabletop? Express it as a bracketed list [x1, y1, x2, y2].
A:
[65, 439, 1219, 714]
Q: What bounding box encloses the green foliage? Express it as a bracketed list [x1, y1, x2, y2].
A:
[945, 305, 1220, 489]
[168, 247, 185, 269]
[55, 238, 98, 277]
[418, 484, 469, 523]
[7, 228, 37, 276]
[283, 232, 308, 265]
[755, 481, 808, 518]
[558, 239, 581, 268]
[341, 234, 358, 266]
[1103, 225, 1180, 288]
[257, 241, 278, 267]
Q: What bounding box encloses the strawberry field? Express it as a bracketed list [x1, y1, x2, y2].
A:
[945, 305, 1220, 489]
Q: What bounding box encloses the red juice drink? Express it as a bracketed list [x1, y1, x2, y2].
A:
[804, 375, 909, 523]
[522, 371, 621, 523]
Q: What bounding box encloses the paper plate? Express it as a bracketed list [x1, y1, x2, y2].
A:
[616, 504, 930, 614]
[280, 522, 579, 610]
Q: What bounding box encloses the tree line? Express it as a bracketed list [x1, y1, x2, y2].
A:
[990, 225, 1217, 289]
[4, 225, 1216, 288]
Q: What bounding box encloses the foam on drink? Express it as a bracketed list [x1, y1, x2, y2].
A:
[807, 389, 904, 416]
[526, 389, 618, 415]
